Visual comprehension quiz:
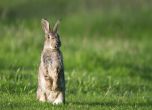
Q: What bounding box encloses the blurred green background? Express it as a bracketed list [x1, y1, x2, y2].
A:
[0, 0, 152, 110]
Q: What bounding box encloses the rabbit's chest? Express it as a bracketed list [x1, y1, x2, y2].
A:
[43, 52, 62, 67]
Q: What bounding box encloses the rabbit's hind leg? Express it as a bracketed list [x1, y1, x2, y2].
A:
[47, 91, 57, 103]
[53, 91, 64, 105]
[37, 88, 46, 102]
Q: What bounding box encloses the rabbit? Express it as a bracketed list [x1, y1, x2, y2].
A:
[37, 19, 65, 105]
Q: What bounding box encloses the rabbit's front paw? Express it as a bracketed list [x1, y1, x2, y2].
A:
[52, 82, 58, 91]
[52, 85, 57, 91]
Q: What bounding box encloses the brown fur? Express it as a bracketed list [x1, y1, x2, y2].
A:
[37, 19, 65, 104]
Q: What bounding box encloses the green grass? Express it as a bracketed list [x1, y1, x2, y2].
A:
[0, 0, 152, 110]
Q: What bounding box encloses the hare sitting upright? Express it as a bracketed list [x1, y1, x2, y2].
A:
[37, 19, 65, 105]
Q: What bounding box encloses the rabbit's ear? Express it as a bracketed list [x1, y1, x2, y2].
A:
[53, 20, 60, 33]
[41, 19, 52, 33]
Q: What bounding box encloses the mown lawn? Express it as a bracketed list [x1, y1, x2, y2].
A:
[0, 0, 152, 109]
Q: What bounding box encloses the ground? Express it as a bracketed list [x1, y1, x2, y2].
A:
[0, 0, 152, 110]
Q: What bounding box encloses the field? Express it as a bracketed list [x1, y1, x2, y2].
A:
[0, 0, 152, 110]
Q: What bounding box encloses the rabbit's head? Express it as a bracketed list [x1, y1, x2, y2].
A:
[41, 19, 61, 49]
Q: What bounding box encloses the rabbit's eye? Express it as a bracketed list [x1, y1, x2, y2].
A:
[48, 35, 50, 39]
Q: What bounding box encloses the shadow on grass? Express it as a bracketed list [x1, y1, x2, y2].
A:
[1, 101, 152, 109]
[69, 101, 152, 107]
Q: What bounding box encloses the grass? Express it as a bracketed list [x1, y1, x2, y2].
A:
[0, 0, 152, 110]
